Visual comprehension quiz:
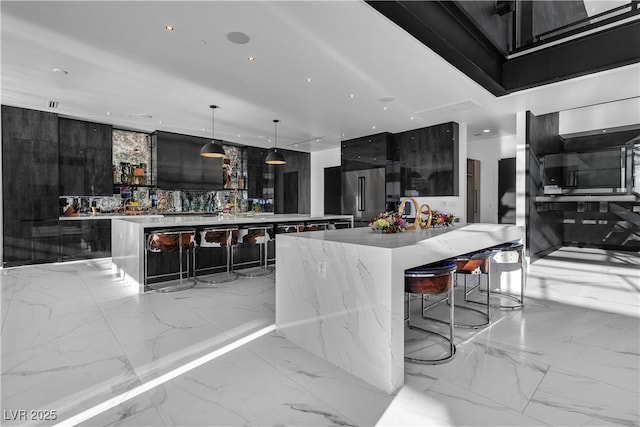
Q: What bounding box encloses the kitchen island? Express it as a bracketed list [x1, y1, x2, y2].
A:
[111, 214, 353, 292]
[275, 223, 523, 394]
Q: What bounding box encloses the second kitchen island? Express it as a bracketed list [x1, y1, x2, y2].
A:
[275, 223, 523, 394]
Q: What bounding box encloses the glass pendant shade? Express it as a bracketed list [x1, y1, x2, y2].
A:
[200, 105, 226, 158]
[265, 119, 286, 165]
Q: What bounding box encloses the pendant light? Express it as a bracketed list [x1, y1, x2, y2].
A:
[200, 105, 226, 158]
[265, 119, 286, 165]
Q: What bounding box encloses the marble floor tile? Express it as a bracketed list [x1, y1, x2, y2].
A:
[147, 347, 326, 425]
[524, 367, 640, 426]
[404, 339, 549, 412]
[98, 292, 233, 380]
[1, 297, 110, 353]
[79, 392, 161, 427]
[246, 399, 357, 427]
[1, 329, 140, 427]
[287, 364, 394, 426]
[10, 264, 96, 307]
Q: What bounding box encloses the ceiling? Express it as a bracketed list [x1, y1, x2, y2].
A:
[1, 1, 639, 152]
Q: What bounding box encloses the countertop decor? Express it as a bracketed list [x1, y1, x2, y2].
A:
[369, 211, 405, 233]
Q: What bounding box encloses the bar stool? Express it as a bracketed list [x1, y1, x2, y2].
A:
[452, 250, 493, 329]
[330, 221, 352, 230]
[276, 223, 304, 234]
[303, 222, 329, 231]
[196, 226, 239, 286]
[487, 241, 526, 309]
[145, 228, 197, 292]
[404, 260, 457, 364]
[235, 226, 272, 277]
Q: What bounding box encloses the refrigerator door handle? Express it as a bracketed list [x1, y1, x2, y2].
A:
[358, 176, 365, 211]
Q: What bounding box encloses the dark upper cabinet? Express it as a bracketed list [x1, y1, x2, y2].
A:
[59, 118, 113, 195]
[273, 149, 310, 214]
[395, 122, 459, 196]
[154, 131, 223, 191]
[341, 133, 392, 171]
[247, 146, 267, 198]
[2, 105, 59, 266]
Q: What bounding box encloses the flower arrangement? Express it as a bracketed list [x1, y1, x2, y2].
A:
[429, 210, 456, 227]
[369, 211, 406, 233]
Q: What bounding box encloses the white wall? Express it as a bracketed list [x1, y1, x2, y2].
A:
[403, 123, 468, 223]
[310, 146, 341, 216]
[559, 97, 640, 135]
[467, 134, 518, 223]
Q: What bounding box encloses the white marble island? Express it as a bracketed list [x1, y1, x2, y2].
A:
[111, 214, 353, 293]
[275, 223, 523, 394]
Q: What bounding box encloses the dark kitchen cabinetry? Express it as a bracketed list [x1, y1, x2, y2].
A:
[59, 219, 111, 261]
[395, 122, 459, 196]
[247, 146, 270, 199]
[273, 149, 310, 214]
[59, 118, 113, 196]
[341, 132, 392, 172]
[2, 105, 60, 266]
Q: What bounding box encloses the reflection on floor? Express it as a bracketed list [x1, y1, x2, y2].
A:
[1, 247, 638, 426]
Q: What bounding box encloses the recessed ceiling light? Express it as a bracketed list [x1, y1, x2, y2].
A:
[248, 56, 255, 61]
[341, 133, 345, 137]
[52, 68, 68, 74]
[349, 94, 355, 99]
[226, 32, 250, 44]
[383, 106, 388, 111]
[306, 77, 312, 82]
[202, 128, 206, 132]
[379, 97, 395, 102]
[165, 25, 174, 31]
[372, 126, 376, 129]
[482, 129, 491, 133]
[159, 120, 163, 124]
[410, 116, 414, 120]
[294, 144, 298, 147]
[106, 112, 111, 116]
[602, 129, 607, 133]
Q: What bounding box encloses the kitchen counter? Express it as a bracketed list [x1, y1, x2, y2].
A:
[59, 214, 164, 221]
[275, 223, 523, 394]
[111, 214, 354, 293]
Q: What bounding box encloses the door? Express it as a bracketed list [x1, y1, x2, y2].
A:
[467, 159, 480, 223]
[283, 171, 298, 214]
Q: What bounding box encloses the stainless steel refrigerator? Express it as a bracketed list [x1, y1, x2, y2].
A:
[342, 168, 386, 227]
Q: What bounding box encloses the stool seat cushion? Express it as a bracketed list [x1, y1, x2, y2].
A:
[200, 230, 230, 247]
[148, 232, 196, 252]
[405, 260, 456, 295]
[454, 250, 492, 274]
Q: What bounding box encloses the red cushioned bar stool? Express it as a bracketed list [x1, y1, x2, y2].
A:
[145, 228, 197, 292]
[404, 260, 457, 364]
[195, 226, 239, 286]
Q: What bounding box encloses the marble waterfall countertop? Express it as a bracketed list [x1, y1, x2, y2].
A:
[275, 223, 524, 394]
[111, 214, 354, 293]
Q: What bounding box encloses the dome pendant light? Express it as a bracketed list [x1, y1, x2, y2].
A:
[200, 105, 226, 158]
[265, 119, 286, 165]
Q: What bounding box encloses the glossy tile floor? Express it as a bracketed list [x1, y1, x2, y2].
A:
[1, 247, 638, 426]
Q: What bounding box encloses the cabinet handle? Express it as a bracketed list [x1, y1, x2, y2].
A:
[358, 176, 365, 211]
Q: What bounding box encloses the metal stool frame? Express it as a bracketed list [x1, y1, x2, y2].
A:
[235, 226, 272, 277]
[195, 226, 239, 286]
[144, 228, 197, 293]
[486, 241, 526, 309]
[404, 260, 457, 365]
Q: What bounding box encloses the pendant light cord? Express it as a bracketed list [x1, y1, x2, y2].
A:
[211, 105, 218, 142]
[273, 119, 279, 149]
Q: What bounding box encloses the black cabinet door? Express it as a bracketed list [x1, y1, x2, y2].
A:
[247, 146, 266, 198]
[59, 118, 113, 196]
[341, 133, 390, 172]
[60, 219, 111, 261]
[2, 106, 60, 266]
[396, 122, 459, 196]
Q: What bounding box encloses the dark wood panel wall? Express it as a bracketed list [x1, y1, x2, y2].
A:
[526, 111, 563, 260]
[274, 149, 310, 214]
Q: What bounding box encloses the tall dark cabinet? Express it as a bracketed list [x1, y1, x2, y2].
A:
[395, 122, 459, 196]
[2, 105, 60, 266]
[273, 149, 310, 214]
[59, 118, 113, 196]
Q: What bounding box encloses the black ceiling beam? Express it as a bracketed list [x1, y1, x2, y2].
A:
[366, 1, 509, 96]
[366, 1, 640, 97]
[503, 20, 640, 91]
